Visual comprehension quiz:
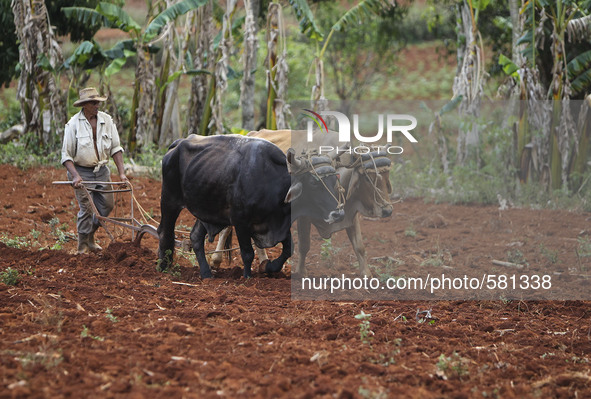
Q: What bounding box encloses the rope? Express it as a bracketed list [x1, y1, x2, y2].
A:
[305, 152, 346, 210]
[359, 153, 392, 208]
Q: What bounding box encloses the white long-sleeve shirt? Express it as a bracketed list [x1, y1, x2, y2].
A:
[61, 110, 123, 168]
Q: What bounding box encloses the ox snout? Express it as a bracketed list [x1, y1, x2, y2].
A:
[381, 207, 393, 218]
[325, 209, 345, 224]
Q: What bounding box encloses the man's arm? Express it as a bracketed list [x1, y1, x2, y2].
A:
[63, 160, 83, 188]
[112, 151, 128, 183]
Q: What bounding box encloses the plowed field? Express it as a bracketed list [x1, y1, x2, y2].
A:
[1, 165, 590, 398]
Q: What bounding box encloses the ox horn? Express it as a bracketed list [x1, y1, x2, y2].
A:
[286, 148, 303, 173]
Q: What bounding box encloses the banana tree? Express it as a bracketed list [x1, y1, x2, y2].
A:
[185, 2, 243, 136]
[186, 3, 213, 136]
[241, 0, 259, 131]
[286, 0, 395, 113]
[12, 0, 67, 152]
[265, 2, 290, 129]
[64, 0, 208, 153]
[62, 40, 129, 130]
[515, 0, 591, 191]
[452, 0, 487, 166]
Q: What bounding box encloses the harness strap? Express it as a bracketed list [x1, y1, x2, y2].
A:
[304, 152, 346, 210]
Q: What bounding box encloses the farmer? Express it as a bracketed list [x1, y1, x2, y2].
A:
[60, 87, 128, 254]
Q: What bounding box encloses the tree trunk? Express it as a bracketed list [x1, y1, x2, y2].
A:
[265, 2, 290, 128]
[241, 0, 259, 131]
[212, 0, 236, 135]
[159, 5, 195, 146]
[133, 47, 157, 149]
[187, 4, 213, 135]
[509, 0, 522, 65]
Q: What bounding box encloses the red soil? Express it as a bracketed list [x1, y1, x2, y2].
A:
[1, 164, 591, 398]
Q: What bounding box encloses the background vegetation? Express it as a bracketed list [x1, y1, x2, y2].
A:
[1, 0, 591, 210]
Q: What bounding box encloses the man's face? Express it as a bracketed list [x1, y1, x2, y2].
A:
[82, 101, 99, 118]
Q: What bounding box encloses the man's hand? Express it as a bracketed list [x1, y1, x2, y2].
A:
[119, 173, 129, 187]
[72, 174, 83, 188]
[64, 160, 83, 188]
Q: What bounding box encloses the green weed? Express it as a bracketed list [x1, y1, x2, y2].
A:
[576, 236, 591, 258]
[48, 217, 69, 250]
[80, 325, 104, 341]
[355, 310, 373, 346]
[0, 267, 20, 285]
[105, 308, 119, 323]
[436, 352, 469, 379]
[539, 244, 559, 264]
[372, 338, 402, 366]
[0, 234, 29, 249]
[506, 249, 527, 265]
[320, 238, 337, 261]
[404, 226, 417, 237]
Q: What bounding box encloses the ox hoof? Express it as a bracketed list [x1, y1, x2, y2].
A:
[258, 260, 270, 274]
[361, 269, 375, 278]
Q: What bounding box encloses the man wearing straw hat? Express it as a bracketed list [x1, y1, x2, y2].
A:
[61, 87, 128, 254]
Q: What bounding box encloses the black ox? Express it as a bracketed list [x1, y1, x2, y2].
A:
[157, 134, 344, 278]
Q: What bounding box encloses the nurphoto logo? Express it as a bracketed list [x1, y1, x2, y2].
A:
[302, 109, 418, 155]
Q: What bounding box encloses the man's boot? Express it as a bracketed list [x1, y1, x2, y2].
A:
[88, 231, 102, 252]
[77, 233, 90, 254]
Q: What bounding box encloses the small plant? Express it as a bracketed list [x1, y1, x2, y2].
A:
[48, 218, 68, 249]
[373, 338, 402, 366]
[577, 237, 591, 257]
[358, 386, 388, 399]
[30, 229, 41, 240]
[355, 310, 373, 346]
[18, 349, 63, 370]
[161, 262, 182, 278]
[567, 355, 589, 364]
[0, 234, 29, 249]
[421, 256, 443, 267]
[105, 308, 119, 323]
[404, 226, 417, 237]
[420, 243, 452, 268]
[576, 237, 591, 271]
[507, 249, 527, 265]
[1, 267, 21, 285]
[80, 325, 104, 341]
[539, 244, 559, 264]
[436, 352, 469, 379]
[320, 238, 336, 261]
[156, 249, 173, 272]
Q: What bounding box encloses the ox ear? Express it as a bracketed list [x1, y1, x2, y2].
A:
[285, 181, 302, 203]
[347, 170, 360, 196]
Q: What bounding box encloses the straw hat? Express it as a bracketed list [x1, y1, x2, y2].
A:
[73, 87, 107, 107]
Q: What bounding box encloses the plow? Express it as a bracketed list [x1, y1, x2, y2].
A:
[52, 180, 192, 251]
